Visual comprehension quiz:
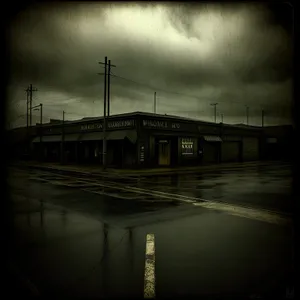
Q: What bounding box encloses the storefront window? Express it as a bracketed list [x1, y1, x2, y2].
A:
[181, 138, 194, 155]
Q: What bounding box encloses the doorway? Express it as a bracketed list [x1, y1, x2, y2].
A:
[158, 141, 170, 166]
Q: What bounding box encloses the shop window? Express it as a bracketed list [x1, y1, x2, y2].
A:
[181, 138, 194, 155]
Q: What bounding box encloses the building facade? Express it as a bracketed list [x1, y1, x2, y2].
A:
[27, 112, 267, 168]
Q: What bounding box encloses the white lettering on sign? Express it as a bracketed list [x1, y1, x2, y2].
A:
[108, 120, 135, 128]
[81, 119, 134, 130]
[181, 138, 194, 155]
[182, 144, 193, 149]
[81, 123, 102, 130]
[182, 138, 193, 144]
[140, 144, 145, 162]
[171, 123, 180, 129]
[143, 120, 168, 128]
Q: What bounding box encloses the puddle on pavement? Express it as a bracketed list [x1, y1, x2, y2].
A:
[14, 203, 103, 237]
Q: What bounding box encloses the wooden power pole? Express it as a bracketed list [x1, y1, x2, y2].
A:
[61, 110, 65, 164]
[107, 59, 116, 116]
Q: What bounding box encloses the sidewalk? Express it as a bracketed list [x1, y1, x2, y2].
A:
[10, 160, 286, 178]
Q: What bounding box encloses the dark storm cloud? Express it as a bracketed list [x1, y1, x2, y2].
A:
[7, 2, 293, 127]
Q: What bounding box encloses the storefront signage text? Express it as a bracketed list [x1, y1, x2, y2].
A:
[81, 123, 102, 130]
[181, 138, 194, 155]
[108, 120, 135, 129]
[143, 119, 181, 129]
[139, 144, 145, 162]
[81, 119, 135, 131]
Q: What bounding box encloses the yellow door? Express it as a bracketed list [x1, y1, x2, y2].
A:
[158, 142, 170, 165]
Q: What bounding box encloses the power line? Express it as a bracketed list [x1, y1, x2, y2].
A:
[111, 73, 293, 113]
[109, 72, 266, 108]
[110, 72, 203, 100]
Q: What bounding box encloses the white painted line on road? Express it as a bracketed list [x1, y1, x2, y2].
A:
[82, 188, 143, 200]
[83, 182, 194, 203]
[29, 172, 292, 225]
[144, 233, 156, 299]
[126, 186, 196, 203]
[124, 185, 292, 219]
[193, 201, 292, 225]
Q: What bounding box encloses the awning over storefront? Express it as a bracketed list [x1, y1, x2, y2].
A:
[79, 132, 104, 141]
[38, 130, 137, 143]
[32, 135, 61, 143]
[107, 130, 137, 143]
[203, 135, 222, 142]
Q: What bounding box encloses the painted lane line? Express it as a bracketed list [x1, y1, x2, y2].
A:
[124, 185, 292, 217]
[82, 189, 144, 200]
[126, 186, 196, 203]
[39, 177, 291, 218]
[83, 187, 184, 202]
[144, 234, 156, 299]
[32, 175, 292, 222]
[81, 182, 194, 203]
[193, 202, 292, 225]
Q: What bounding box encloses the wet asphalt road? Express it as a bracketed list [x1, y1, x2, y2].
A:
[135, 163, 293, 214]
[7, 163, 294, 298]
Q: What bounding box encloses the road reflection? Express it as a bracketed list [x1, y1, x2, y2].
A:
[128, 227, 134, 271]
[27, 196, 31, 227]
[102, 222, 109, 297]
[40, 199, 44, 228]
[61, 208, 67, 227]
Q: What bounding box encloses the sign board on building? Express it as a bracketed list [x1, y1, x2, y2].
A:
[181, 138, 194, 155]
[142, 119, 185, 130]
[143, 120, 168, 128]
[139, 144, 145, 162]
[80, 119, 135, 131]
[108, 120, 135, 129]
[81, 123, 102, 131]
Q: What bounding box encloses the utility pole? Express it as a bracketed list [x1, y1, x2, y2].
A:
[246, 105, 249, 125]
[26, 88, 29, 130]
[262, 109, 265, 127]
[28, 84, 38, 126]
[210, 103, 218, 123]
[29, 84, 32, 126]
[25, 87, 29, 154]
[61, 111, 65, 164]
[107, 59, 116, 116]
[99, 57, 108, 169]
[154, 92, 157, 113]
[221, 113, 224, 123]
[40, 104, 43, 161]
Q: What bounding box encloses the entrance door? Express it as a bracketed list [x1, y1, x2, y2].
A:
[158, 142, 170, 166]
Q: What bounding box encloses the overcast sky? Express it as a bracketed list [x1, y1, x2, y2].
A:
[7, 2, 293, 128]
